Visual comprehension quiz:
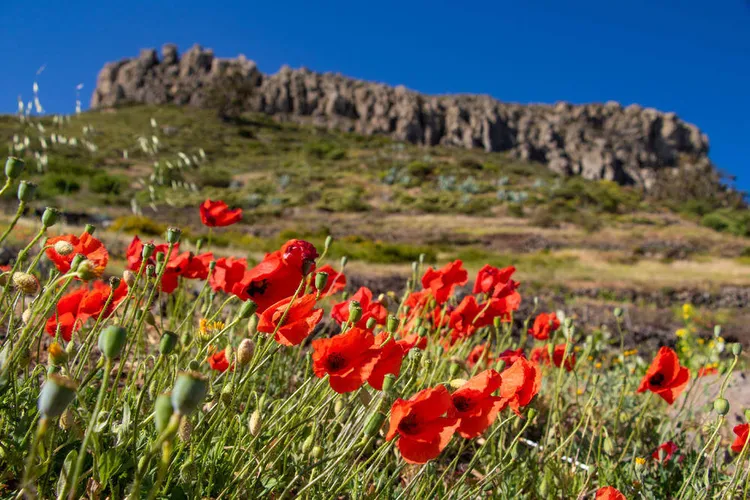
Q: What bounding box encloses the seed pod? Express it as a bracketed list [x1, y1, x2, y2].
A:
[5, 156, 25, 179]
[732, 343, 742, 356]
[713, 398, 730, 416]
[249, 409, 262, 436]
[348, 301, 363, 324]
[154, 393, 173, 433]
[21, 308, 32, 325]
[48, 342, 68, 366]
[365, 317, 377, 330]
[171, 371, 208, 416]
[178, 416, 192, 443]
[238, 299, 257, 319]
[146, 265, 156, 278]
[382, 373, 397, 394]
[187, 360, 200, 371]
[75, 259, 98, 281]
[311, 445, 324, 460]
[237, 339, 254, 366]
[315, 272, 329, 292]
[527, 408, 538, 421]
[122, 270, 136, 287]
[17, 180, 36, 202]
[38, 375, 77, 418]
[158, 331, 178, 355]
[166, 227, 182, 244]
[386, 315, 398, 334]
[84, 224, 96, 235]
[98, 325, 127, 359]
[12, 272, 39, 295]
[220, 384, 233, 406]
[41, 207, 60, 228]
[363, 411, 386, 437]
[141, 243, 155, 260]
[247, 314, 258, 335]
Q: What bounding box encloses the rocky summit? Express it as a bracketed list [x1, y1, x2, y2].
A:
[91, 43, 713, 188]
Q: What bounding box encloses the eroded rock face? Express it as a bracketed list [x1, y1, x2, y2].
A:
[91, 43, 712, 188]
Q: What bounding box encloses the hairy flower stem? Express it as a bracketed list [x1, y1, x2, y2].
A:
[20, 416, 48, 495]
[0, 201, 25, 248]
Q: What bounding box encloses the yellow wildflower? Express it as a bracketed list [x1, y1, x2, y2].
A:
[595, 362, 602, 369]
[635, 457, 646, 466]
[682, 303, 694, 320]
[675, 328, 687, 338]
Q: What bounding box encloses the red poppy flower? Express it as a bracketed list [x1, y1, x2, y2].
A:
[396, 331, 428, 351]
[449, 295, 494, 340]
[473, 264, 517, 296]
[210, 257, 247, 293]
[404, 290, 431, 311]
[467, 344, 493, 368]
[207, 349, 232, 372]
[386, 385, 459, 464]
[531, 344, 576, 372]
[45, 280, 128, 342]
[449, 370, 505, 438]
[312, 327, 377, 393]
[367, 333, 406, 390]
[257, 293, 323, 346]
[637, 347, 690, 405]
[126, 235, 173, 271]
[46, 232, 108, 277]
[496, 348, 525, 366]
[79, 279, 129, 320]
[498, 357, 542, 415]
[528, 312, 560, 340]
[200, 199, 243, 227]
[596, 487, 626, 500]
[731, 423, 749, 453]
[697, 365, 718, 377]
[421, 260, 468, 304]
[232, 239, 317, 312]
[312, 264, 346, 296]
[331, 287, 388, 329]
[46, 287, 88, 342]
[652, 441, 679, 462]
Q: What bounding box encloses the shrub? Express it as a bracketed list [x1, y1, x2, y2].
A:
[110, 215, 166, 236]
[89, 173, 126, 194]
[304, 140, 346, 160]
[40, 174, 81, 195]
[196, 166, 233, 188]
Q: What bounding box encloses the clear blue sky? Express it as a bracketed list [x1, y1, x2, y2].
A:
[1, 1, 749, 190]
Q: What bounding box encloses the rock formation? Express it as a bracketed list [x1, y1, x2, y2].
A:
[91, 44, 714, 188]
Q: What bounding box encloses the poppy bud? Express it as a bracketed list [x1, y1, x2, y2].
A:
[411, 261, 418, 275]
[5, 156, 25, 179]
[84, 224, 96, 235]
[178, 416, 193, 442]
[713, 398, 730, 416]
[713, 325, 722, 337]
[527, 408, 537, 421]
[364, 411, 386, 437]
[493, 316, 502, 330]
[614, 307, 623, 318]
[123, 270, 136, 287]
[171, 371, 208, 416]
[139, 310, 156, 327]
[365, 317, 377, 330]
[22, 308, 32, 324]
[418, 326, 428, 338]
[188, 360, 200, 371]
[302, 430, 316, 454]
[98, 325, 127, 359]
[315, 272, 328, 291]
[547, 343, 555, 359]
[41, 207, 59, 228]
[510, 443, 520, 459]
[449, 363, 460, 378]
[237, 339, 254, 366]
[75, 259, 98, 281]
[154, 393, 173, 433]
[247, 314, 258, 335]
[166, 227, 182, 244]
[311, 445, 324, 460]
[334, 398, 345, 416]
[340, 256, 348, 268]
[348, 301, 362, 324]
[220, 384, 234, 406]
[141, 243, 155, 260]
[146, 265, 156, 278]
[17, 180, 36, 202]
[386, 315, 398, 334]
[48, 342, 68, 366]
[249, 409, 262, 436]
[12, 272, 39, 295]
[324, 235, 333, 251]
[732, 343, 742, 356]
[159, 331, 178, 355]
[382, 373, 397, 394]
[603, 436, 615, 456]
[38, 375, 77, 418]
[238, 299, 257, 319]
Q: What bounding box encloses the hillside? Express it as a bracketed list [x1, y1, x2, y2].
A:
[2, 103, 750, 346]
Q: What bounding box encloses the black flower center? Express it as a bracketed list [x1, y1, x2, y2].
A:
[246, 279, 269, 297]
[453, 395, 472, 413]
[326, 353, 347, 372]
[649, 372, 665, 387]
[398, 414, 419, 435]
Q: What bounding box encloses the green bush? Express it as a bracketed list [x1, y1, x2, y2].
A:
[701, 209, 750, 236]
[332, 236, 437, 264]
[110, 215, 166, 236]
[304, 140, 346, 160]
[405, 161, 436, 180]
[319, 187, 369, 212]
[40, 174, 81, 196]
[89, 173, 126, 194]
[196, 166, 233, 188]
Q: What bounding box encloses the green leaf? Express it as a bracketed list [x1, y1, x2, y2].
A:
[98, 448, 121, 486]
[56, 449, 77, 499]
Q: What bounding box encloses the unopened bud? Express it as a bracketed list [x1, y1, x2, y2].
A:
[220, 384, 233, 406]
[249, 409, 262, 436]
[732, 343, 742, 356]
[324, 235, 333, 251]
[38, 375, 77, 418]
[527, 408, 537, 420]
[386, 315, 398, 334]
[171, 371, 208, 416]
[12, 272, 39, 295]
[5, 156, 25, 179]
[98, 325, 127, 359]
[348, 301, 362, 324]
[366, 317, 377, 330]
[154, 393, 174, 433]
[108, 276, 121, 289]
[493, 316, 502, 329]
[188, 360, 200, 371]
[302, 432, 315, 454]
[714, 325, 722, 337]
[159, 331, 178, 355]
[247, 314, 258, 335]
[22, 308, 32, 324]
[334, 398, 345, 416]
[449, 363, 460, 378]
[41, 207, 59, 228]
[714, 398, 730, 416]
[311, 445, 323, 460]
[364, 411, 387, 437]
[238, 299, 257, 319]
[382, 373, 397, 394]
[315, 272, 329, 292]
[237, 339, 254, 366]
[17, 180, 36, 202]
[614, 307, 623, 318]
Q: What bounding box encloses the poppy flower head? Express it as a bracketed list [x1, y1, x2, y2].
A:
[421, 260, 468, 304]
[449, 295, 492, 340]
[652, 441, 679, 463]
[366, 333, 406, 390]
[637, 347, 690, 405]
[386, 385, 459, 463]
[595, 487, 627, 500]
[207, 348, 232, 372]
[528, 312, 560, 340]
[331, 287, 388, 329]
[200, 199, 243, 227]
[467, 344, 493, 368]
[473, 264, 516, 295]
[498, 357, 542, 415]
[312, 327, 376, 393]
[46, 232, 108, 277]
[210, 257, 248, 293]
[257, 293, 323, 346]
[531, 344, 576, 372]
[232, 250, 304, 312]
[449, 370, 505, 438]
[731, 423, 749, 453]
[281, 239, 319, 275]
[496, 348, 525, 366]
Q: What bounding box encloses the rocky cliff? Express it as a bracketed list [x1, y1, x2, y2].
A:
[91, 44, 714, 188]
